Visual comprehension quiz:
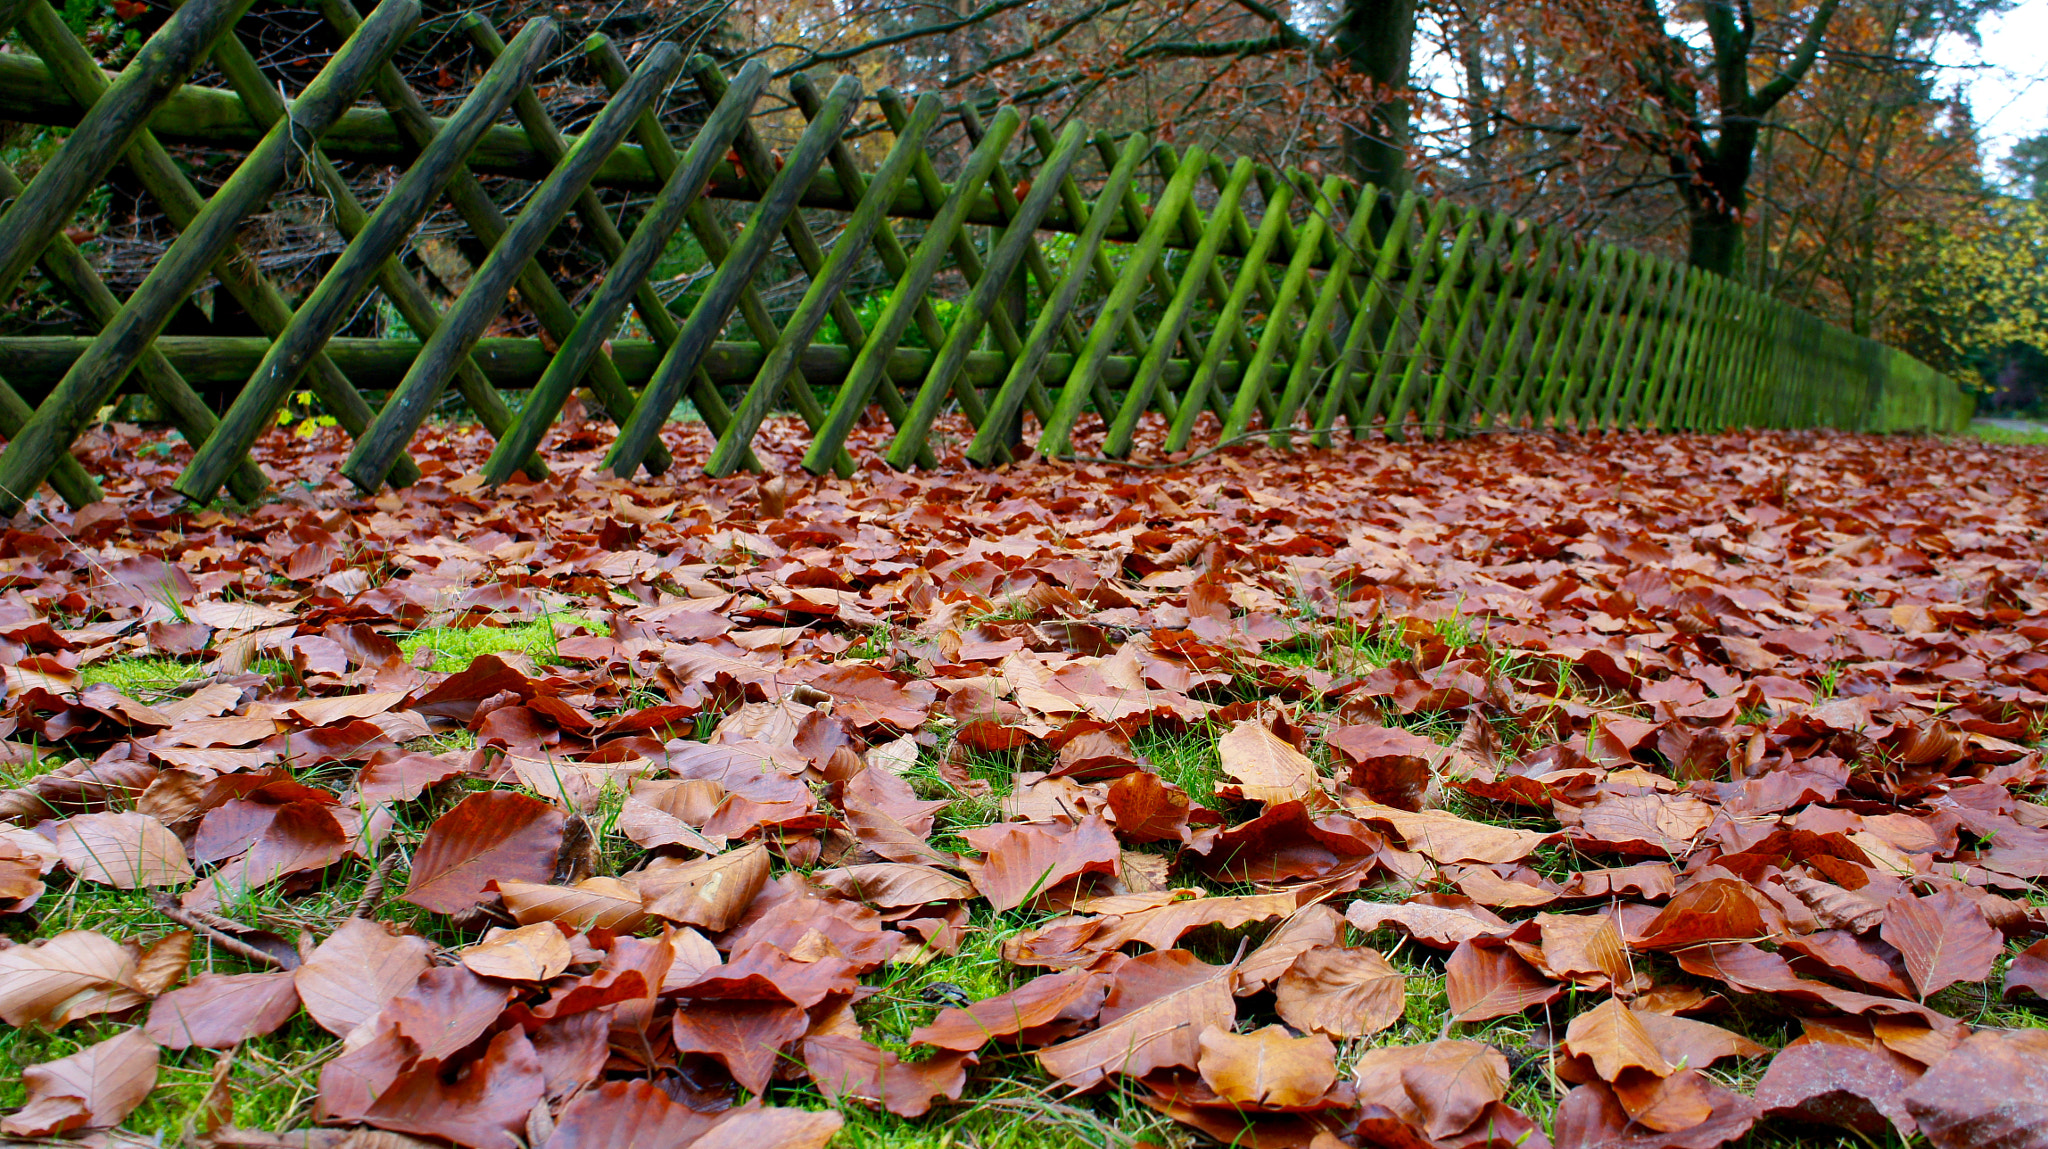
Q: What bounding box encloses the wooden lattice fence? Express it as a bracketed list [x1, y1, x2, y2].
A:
[0, 0, 1975, 515]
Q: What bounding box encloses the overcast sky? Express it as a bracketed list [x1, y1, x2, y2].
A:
[1941, 0, 2048, 182]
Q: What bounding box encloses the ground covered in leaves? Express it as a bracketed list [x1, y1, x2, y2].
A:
[3, 414, 2048, 1149]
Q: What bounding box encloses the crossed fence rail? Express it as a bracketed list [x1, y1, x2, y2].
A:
[0, 0, 1974, 516]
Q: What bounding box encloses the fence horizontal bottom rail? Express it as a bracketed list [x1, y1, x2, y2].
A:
[0, 335, 1286, 398]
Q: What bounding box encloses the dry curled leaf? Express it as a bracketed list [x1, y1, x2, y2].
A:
[1274, 944, 1407, 1038]
[0, 1027, 159, 1137]
[1197, 1025, 1337, 1108]
[403, 791, 566, 915]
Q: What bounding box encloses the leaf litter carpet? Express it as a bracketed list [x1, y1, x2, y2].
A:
[2, 414, 2047, 1149]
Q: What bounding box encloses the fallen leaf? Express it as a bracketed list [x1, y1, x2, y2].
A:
[496, 876, 650, 933]
[1351, 1039, 1508, 1140]
[671, 998, 809, 1092]
[1901, 1028, 2048, 1149]
[359, 1027, 545, 1148]
[1197, 1024, 1337, 1108]
[1038, 955, 1235, 1088]
[145, 971, 301, 1049]
[547, 1079, 721, 1149]
[55, 811, 194, 887]
[1445, 938, 1563, 1021]
[1217, 718, 1319, 804]
[294, 918, 434, 1038]
[460, 923, 574, 981]
[0, 929, 141, 1026]
[0, 1027, 159, 1137]
[402, 791, 566, 914]
[1274, 944, 1407, 1038]
[639, 842, 771, 931]
[1881, 889, 2002, 998]
[1756, 1040, 1918, 1140]
[965, 816, 1119, 911]
[801, 1033, 972, 1117]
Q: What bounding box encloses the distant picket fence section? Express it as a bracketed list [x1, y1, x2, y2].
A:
[0, 0, 1974, 514]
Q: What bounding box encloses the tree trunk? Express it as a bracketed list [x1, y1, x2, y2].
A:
[1686, 203, 1742, 277]
[1333, 0, 1417, 193]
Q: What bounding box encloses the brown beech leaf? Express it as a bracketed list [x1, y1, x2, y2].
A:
[813, 862, 975, 907]
[0, 929, 141, 1026]
[1274, 944, 1406, 1038]
[1238, 904, 1345, 991]
[357, 751, 467, 804]
[1902, 1029, 2048, 1149]
[1559, 998, 1674, 1083]
[1326, 723, 1441, 810]
[1090, 891, 1301, 952]
[1445, 938, 1563, 1021]
[547, 1080, 721, 1149]
[1631, 878, 1770, 951]
[1038, 956, 1235, 1088]
[460, 922, 574, 981]
[911, 968, 1109, 1050]
[132, 929, 191, 997]
[671, 999, 809, 1093]
[293, 918, 434, 1038]
[638, 842, 771, 931]
[801, 1034, 972, 1117]
[1351, 1039, 1508, 1140]
[1782, 873, 1886, 933]
[360, 1028, 545, 1149]
[1755, 1040, 1919, 1140]
[1347, 899, 1515, 949]
[1347, 801, 1554, 865]
[693, 1105, 844, 1148]
[402, 791, 565, 914]
[964, 816, 1119, 911]
[1216, 718, 1320, 804]
[1538, 911, 1630, 988]
[1553, 1071, 1759, 1149]
[1197, 1025, 1337, 1108]
[1881, 889, 2002, 999]
[495, 876, 650, 933]
[55, 811, 194, 887]
[1105, 769, 1196, 842]
[1631, 1010, 1768, 1071]
[2006, 938, 2048, 1001]
[807, 664, 937, 728]
[0, 1027, 160, 1137]
[144, 971, 301, 1049]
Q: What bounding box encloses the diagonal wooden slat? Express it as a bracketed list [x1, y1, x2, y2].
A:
[175, 16, 556, 504]
[312, 0, 671, 477]
[482, 61, 771, 488]
[1421, 210, 1514, 436]
[1352, 195, 1453, 434]
[1167, 174, 1296, 452]
[0, 0, 418, 516]
[802, 109, 1019, 476]
[345, 41, 686, 491]
[885, 122, 1088, 469]
[15, 0, 423, 493]
[1104, 154, 1255, 458]
[969, 132, 1152, 466]
[607, 74, 864, 478]
[1037, 152, 1205, 458]
[1270, 183, 1382, 445]
[0, 158, 268, 505]
[711, 94, 944, 478]
[1220, 175, 1347, 442]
